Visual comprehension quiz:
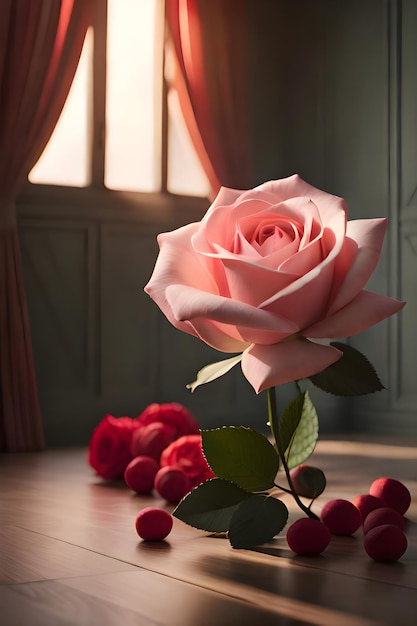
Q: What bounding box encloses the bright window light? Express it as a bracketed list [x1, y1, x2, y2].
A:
[29, 29, 92, 187]
[104, 0, 160, 192]
[28, 1, 209, 198]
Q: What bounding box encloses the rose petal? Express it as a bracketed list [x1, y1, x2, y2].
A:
[145, 222, 226, 334]
[186, 318, 249, 352]
[189, 315, 296, 350]
[88, 415, 140, 480]
[241, 339, 343, 393]
[328, 218, 388, 314]
[160, 434, 215, 486]
[195, 197, 320, 265]
[208, 185, 244, 211]
[235, 326, 299, 346]
[261, 261, 335, 331]
[136, 403, 200, 436]
[254, 175, 348, 233]
[222, 258, 298, 307]
[304, 290, 406, 338]
[167, 281, 298, 351]
[197, 199, 272, 253]
[166, 284, 298, 334]
[278, 230, 323, 275]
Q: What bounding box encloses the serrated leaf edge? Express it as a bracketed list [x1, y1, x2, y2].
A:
[172, 478, 251, 532]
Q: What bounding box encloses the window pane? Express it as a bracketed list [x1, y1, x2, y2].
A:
[105, 0, 161, 192]
[29, 29, 92, 187]
[167, 88, 210, 197]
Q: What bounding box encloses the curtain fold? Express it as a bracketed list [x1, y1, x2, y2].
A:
[165, 0, 254, 198]
[0, 0, 91, 451]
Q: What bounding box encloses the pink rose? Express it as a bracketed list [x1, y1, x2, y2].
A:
[145, 175, 404, 392]
[88, 415, 140, 480]
[160, 434, 215, 488]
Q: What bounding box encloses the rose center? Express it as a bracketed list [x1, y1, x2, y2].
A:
[255, 224, 284, 245]
[251, 220, 298, 255]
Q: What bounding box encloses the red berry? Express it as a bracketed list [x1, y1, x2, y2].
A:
[369, 477, 411, 516]
[124, 455, 159, 493]
[363, 507, 405, 534]
[130, 421, 177, 461]
[321, 499, 362, 535]
[364, 524, 408, 562]
[154, 465, 192, 503]
[352, 494, 385, 521]
[286, 518, 331, 556]
[290, 465, 326, 498]
[135, 507, 173, 541]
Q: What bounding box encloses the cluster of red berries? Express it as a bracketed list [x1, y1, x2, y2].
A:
[126, 424, 214, 542]
[124, 412, 199, 505]
[127, 444, 191, 541]
[128, 448, 191, 541]
[126, 434, 196, 542]
[125, 455, 192, 503]
[286, 474, 411, 562]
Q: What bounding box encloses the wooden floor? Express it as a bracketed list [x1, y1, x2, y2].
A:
[1, 437, 416, 626]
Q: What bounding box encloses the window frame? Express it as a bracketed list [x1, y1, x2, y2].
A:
[20, 0, 209, 218]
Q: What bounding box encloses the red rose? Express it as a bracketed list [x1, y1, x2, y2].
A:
[160, 434, 215, 488]
[88, 415, 140, 480]
[136, 403, 200, 438]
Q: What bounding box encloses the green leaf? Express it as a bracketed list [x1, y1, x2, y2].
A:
[228, 495, 288, 549]
[279, 391, 319, 469]
[278, 393, 305, 455]
[202, 426, 279, 492]
[186, 355, 242, 392]
[172, 478, 251, 532]
[309, 342, 385, 396]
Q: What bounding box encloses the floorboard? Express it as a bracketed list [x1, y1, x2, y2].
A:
[1, 437, 416, 625]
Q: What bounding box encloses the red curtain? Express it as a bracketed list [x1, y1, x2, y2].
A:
[0, 0, 91, 451]
[165, 0, 253, 198]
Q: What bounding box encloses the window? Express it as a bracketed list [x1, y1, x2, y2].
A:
[29, 0, 210, 198]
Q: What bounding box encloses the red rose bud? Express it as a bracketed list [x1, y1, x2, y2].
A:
[320, 499, 362, 536]
[135, 507, 173, 541]
[124, 456, 159, 493]
[286, 518, 331, 556]
[352, 494, 386, 521]
[363, 507, 405, 534]
[290, 465, 326, 498]
[154, 466, 192, 503]
[369, 477, 411, 516]
[130, 421, 177, 461]
[364, 524, 408, 562]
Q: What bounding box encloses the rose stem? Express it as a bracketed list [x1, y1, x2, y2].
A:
[267, 386, 319, 520]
